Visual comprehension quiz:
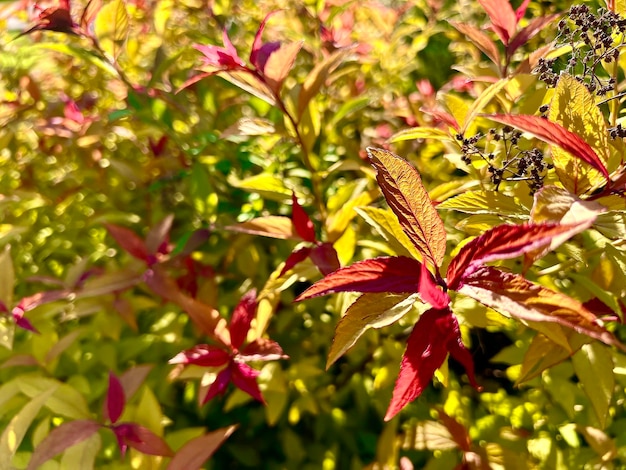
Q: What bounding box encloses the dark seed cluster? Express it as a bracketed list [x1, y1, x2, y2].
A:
[458, 128, 552, 194]
[535, 5, 625, 97]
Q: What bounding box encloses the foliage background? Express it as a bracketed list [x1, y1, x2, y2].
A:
[2, 0, 626, 469]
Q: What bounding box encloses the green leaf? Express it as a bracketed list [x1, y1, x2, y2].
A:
[389, 127, 452, 143]
[327, 293, 416, 368]
[18, 377, 91, 419]
[355, 207, 424, 259]
[437, 190, 529, 218]
[0, 245, 14, 311]
[572, 343, 614, 428]
[94, 0, 130, 60]
[0, 385, 59, 469]
[230, 174, 291, 202]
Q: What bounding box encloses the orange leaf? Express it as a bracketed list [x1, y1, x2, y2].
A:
[449, 21, 501, 66]
[225, 216, 300, 240]
[262, 41, 303, 93]
[477, 0, 517, 45]
[367, 148, 447, 269]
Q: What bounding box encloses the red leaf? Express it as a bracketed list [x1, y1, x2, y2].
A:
[80, 0, 102, 30]
[113, 423, 173, 457]
[446, 222, 590, 291]
[295, 256, 449, 309]
[367, 148, 447, 269]
[229, 290, 257, 350]
[515, 0, 531, 21]
[458, 266, 625, 350]
[507, 14, 560, 56]
[166, 425, 237, 470]
[105, 224, 149, 262]
[250, 11, 280, 70]
[240, 338, 288, 362]
[309, 243, 341, 276]
[449, 21, 501, 66]
[26, 420, 101, 470]
[291, 193, 316, 242]
[477, 0, 517, 45]
[279, 246, 313, 277]
[484, 114, 609, 181]
[195, 28, 246, 69]
[202, 367, 232, 404]
[231, 362, 264, 403]
[385, 308, 457, 420]
[169, 345, 230, 367]
[105, 372, 126, 424]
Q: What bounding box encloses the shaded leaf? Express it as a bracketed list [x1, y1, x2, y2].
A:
[230, 290, 257, 350]
[240, 338, 288, 362]
[262, 41, 303, 92]
[26, 420, 101, 470]
[367, 148, 446, 268]
[145, 214, 173, 255]
[169, 345, 230, 367]
[447, 221, 591, 290]
[167, 425, 237, 470]
[327, 293, 415, 368]
[309, 243, 341, 275]
[0, 246, 14, 314]
[104, 372, 125, 424]
[105, 224, 148, 261]
[458, 266, 623, 349]
[112, 423, 173, 457]
[119, 364, 153, 401]
[291, 193, 316, 242]
[484, 114, 609, 185]
[279, 246, 313, 277]
[231, 363, 264, 403]
[572, 343, 614, 428]
[354, 206, 422, 259]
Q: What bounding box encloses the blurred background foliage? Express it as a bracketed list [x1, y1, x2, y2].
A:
[2, 0, 626, 469]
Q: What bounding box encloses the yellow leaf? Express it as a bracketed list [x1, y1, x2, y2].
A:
[438, 190, 529, 218]
[354, 206, 422, 259]
[572, 343, 614, 428]
[94, 0, 129, 60]
[549, 74, 610, 194]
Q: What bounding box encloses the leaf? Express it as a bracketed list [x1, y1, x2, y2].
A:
[295, 256, 449, 309]
[463, 79, 510, 133]
[298, 48, 353, 119]
[327, 293, 415, 368]
[477, 0, 517, 45]
[576, 426, 617, 461]
[389, 126, 453, 143]
[169, 345, 230, 367]
[507, 14, 560, 56]
[60, 429, 101, 469]
[517, 332, 586, 384]
[105, 224, 148, 261]
[229, 290, 257, 350]
[484, 114, 609, 188]
[221, 117, 276, 138]
[104, 372, 126, 424]
[354, 206, 422, 259]
[167, 425, 237, 470]
[26, 420, 101, 470]
[309, 243, 341, 275]
[0, 385, 59, 469]
[385, 308, 477, 421]
[367, 148, 446, 268]
[435, 408, 471, 452]
[291, 193, 316, 242]
[437, 190, 529, 217]
[231, 362, 264, 403]
[326, 190, 375, 242]
[94, 0, 129, 59]
[549, 74, 611, 194]
[449, 21, 501, 66]
[262, 41, 303, 93]
[240, 338, 288, 362]
[145, 214, 174, 254]
[279, 246, 313, 277]
[113, 423, 173, 457]
[458, 266, 623, 349]
[225, 216, 300, 240]
[572, 343, 614, 428]
[447, 221, 591, 290]
[230, 174, 291, 201]
[119, 364, 153, 401]
[0, 245, 14, 313]
[80, 0, 103, 30]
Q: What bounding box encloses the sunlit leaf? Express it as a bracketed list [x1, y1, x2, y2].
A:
[112, 423, 173, 457]
[309, 243, 341, 275]
[104, 372, 125, 424]
[0, 245, 14, 313]
[262, 41, 303, 93]
[477, 0, 517, 45]
[291, 193, 316, 242]
[354, 206, 422, 259]
[225, 216, 299, 240]
[389, 126, 452, 143]
[94, 0, 129, 60]
[437, 190, 529, 218]
[572, 343, 614, 428]
[327, 293, 416, 368]
[166, 425, 237, 470]
[449, 21, 501, 66]
[463, 79, 509, 133]
[508, 14, 560, 56]
[367, 148, 446, 268]
[549, 74, 611, 194]
[26, 420, 101, 470]
[229, 290, 257, 350]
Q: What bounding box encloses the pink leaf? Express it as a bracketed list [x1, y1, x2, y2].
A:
[240, 338, 288, 362]
[446, 221, 590, 290]
[113, 423, 173, 457]
[515, 0, 531, 21]
[295, 257, 448, 309]
[291, 193, 316, 242]
[507, 14, 560, 56]
[104, 372, 126, 424]
[231, 362, 264, 403]
[279, 246, 313, 277]
[194, 28, 246, 69]
[166, 425, 237, 470]
[26, 420, 101, 470]
[105, 224, 149, 262]
[202, 367, 232, 404]
[484, 114, 609, 181]
[477, 0, 517, 45]
[169, 345, 230, 367]
[309, 243, 341, 276]
[119, 364, 153, 401]
[250, 11, 280, 70]
[385, 308, 459, 420]
[229, 290, 257, 350]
